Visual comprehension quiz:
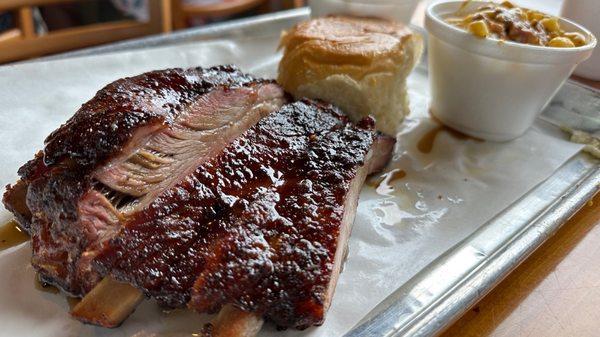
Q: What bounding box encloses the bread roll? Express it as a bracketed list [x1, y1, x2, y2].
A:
[278, 16, 423, 135]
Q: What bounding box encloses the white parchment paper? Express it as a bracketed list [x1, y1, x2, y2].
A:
[0, 34, 583, 337]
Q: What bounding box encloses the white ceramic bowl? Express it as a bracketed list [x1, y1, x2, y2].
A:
[309, 0, 419, 24]
[425, 1, 597, 141]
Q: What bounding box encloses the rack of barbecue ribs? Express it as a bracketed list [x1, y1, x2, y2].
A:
[3, 65, 394, 335]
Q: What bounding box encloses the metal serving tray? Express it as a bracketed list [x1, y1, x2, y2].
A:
[28, 8, 600, 337]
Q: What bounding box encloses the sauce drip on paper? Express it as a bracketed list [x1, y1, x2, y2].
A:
[418, 116, 483, 154]
[367, 169, 407, 188]
[388, 169, 407, 183]
[35, 274, 60, 294]
[366, 177, 381, 188]
[0, 220, 29, 251]
[67, 297, 81, 310]
[35, 273, 82, 308]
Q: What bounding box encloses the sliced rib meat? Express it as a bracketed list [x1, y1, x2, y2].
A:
[94, 99, 394, 328]
[3, 65, 286, 296]
[2, 65, 395, 331]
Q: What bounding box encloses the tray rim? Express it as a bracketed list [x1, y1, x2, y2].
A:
[5, 7, 599, 337]
[346, 155, 599, 337]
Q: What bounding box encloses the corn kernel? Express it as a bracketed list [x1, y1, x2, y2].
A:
[500, 1, 515, 8]
[540, 17, 560, 33]
[468, 20, 489, 38]
[479, 10, 497, 18]
[463, 14, 475, 24]
[548, 36, 575, 48]
[527, 11, 545, 22]
[564, 32, 587, 46]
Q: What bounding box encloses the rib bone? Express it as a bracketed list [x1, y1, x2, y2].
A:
[70, 277, 143, 328]
[203, 305, 264, 337]
[72, 276, 263, 336]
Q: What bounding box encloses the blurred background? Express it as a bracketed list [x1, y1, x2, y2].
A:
[0, 0, 307, 64]
[0, 0, 578, 66]
[0, 0, 566, 65]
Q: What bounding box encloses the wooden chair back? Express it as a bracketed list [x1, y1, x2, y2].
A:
[171, 0, 306, 30]
[0, 0, 169, 64]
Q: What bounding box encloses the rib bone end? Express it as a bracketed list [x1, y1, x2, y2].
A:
[202, 305, 264, 337]
[71, 277, 143, 328]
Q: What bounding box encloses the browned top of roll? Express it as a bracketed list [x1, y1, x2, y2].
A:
[279, 16, 413, 65]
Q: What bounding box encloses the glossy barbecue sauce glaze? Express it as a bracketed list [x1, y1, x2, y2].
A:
[2, 66, 272, 298]
[94, 100, 380, 329]
[41, 65, 258, 169]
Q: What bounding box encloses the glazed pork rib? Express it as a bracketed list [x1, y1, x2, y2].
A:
[3, 65, 286, 296]
[3, 66, 394, 331]
[92, 99, 393, 329]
